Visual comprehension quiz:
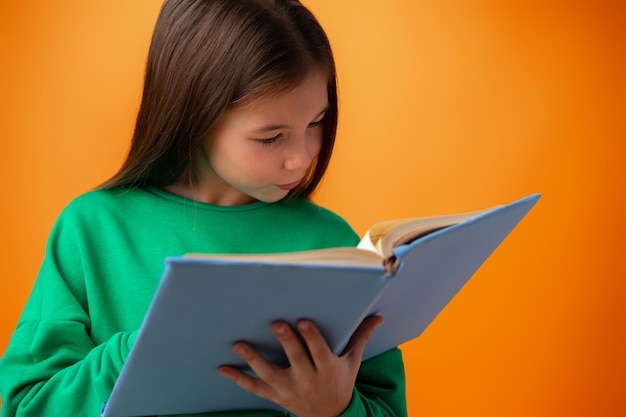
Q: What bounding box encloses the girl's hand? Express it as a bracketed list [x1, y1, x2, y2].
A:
[218, 315, 384, 417]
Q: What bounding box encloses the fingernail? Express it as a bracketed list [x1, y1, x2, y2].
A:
[274, 323, 287, 335]
[233, 343, 248, 354]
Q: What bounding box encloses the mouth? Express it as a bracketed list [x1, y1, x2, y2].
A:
[276, 180, 302, 191]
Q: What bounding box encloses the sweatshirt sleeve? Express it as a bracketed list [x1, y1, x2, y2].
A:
[0, 211, 137, 417]
[341, 348, 408, 417]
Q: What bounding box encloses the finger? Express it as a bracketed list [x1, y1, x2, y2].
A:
[295, 320, 333, 365]
[218, 366, 266, 396]
[272, 321, 315, 372]
[229, 341, 283, 387]
[341, 315, 384, 360]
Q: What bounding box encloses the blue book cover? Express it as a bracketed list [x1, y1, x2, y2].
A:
[102, 194, 540, 417]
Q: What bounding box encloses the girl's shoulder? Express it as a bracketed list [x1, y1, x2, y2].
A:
[53, 187, 168, 234]
[60, 187, 150, 216]
[270, 198, 360, 248]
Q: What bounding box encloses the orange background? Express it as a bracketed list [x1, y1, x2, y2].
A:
[1, 1, 624, 416]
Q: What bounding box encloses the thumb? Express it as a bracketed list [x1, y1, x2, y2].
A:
[341, 315, 384, 360]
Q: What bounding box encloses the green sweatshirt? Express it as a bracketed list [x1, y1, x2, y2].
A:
[0, 187, 407, 417]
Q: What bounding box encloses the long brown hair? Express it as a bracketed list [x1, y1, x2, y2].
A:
[99, 0, 338, 200]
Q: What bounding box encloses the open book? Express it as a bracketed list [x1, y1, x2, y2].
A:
[101, 194, 540, 417]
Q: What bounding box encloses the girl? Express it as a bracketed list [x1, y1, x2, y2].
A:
[0, 1, 407, 416]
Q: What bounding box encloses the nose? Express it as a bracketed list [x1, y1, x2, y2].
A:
[284, 135, 320, 171]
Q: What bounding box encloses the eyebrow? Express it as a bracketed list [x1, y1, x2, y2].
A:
[253, 106, 329, 132]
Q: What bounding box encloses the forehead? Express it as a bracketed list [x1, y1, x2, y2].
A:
[236, 67, 330, 107]
[229, 71, 329, 124]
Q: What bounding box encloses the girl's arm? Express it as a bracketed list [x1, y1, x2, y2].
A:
[0, 271, 137, 417]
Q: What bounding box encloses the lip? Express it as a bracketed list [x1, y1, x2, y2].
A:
[276, 180, 302, 191]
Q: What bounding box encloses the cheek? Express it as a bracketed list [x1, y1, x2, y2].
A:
[230, 148, 275, 179]
[309, 133, 323, 158]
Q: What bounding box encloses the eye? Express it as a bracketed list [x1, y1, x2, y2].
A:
[308, 118, 324, 128]
[255, 133, 282, 146]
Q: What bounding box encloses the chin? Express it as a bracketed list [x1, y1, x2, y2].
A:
[253, 191, 290, 203]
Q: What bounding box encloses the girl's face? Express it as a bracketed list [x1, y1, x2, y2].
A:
[183, 71, 328, 206]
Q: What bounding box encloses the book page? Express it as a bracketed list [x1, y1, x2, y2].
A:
[185, 247, 383, 267]
[360, 206, 501, 258]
